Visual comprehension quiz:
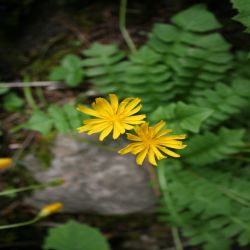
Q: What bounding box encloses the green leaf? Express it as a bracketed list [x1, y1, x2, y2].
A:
[231, 0, 250, 33]
[171, 4, 222, 32]
[48, 105, 70, 133]
[25, 110, 53, 135]
[3, 92, 24, 112]
[49, 54, 84, 87]
[62, 54, 83, 69]
[150, 102, 213, 133]
[63, 104, 82, 131]
[43, 220, 111, 250]
[182, 128, 245, 165]
[0, 86, 10, 95]
[49, 66, 67, 81]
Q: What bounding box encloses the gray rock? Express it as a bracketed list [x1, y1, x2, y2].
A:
[24, 134, 156, 214]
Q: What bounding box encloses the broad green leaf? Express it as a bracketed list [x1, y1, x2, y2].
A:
[65, 69, 84, 87]
[0, 86, 9, 95]
[43, 220, 111, 250]
[49, 66, 67, 81]
[63, 104, 82, 131]
[25, 110, 53, 135]
[49, 54, 84, 87]
[3, 92, 24, 112]
[48, 105, 70, 133]
[62, 54, 83, 70]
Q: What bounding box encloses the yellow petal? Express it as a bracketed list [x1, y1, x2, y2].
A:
[117, 97, 134, 114]
[119, 145, 134, 155]
[127, 133, 142, 141]
[124, 98, 141, 113]
[77, 105, 102, 117]
[151, 145, 166, 160]
[155, 129, 173, 138]
[99, 126, 113, 141]
[136, 147, 148, 166]
[148, 149, 157, 166]
[109, 94, 119, 112]
[152, 120, 166, 136]
[158, 146, 181, 158]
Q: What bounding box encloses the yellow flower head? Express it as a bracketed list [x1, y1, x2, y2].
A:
[77, 94, 146, 141]
[0, 158, 12, 170]
[119, 121, 187, 166]
[39, 202, 63, 218]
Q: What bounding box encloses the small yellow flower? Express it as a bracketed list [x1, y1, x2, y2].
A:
[77, 94, 146, 141]
[39, 202, 63, 217]
[0, 158, 12, 170]
[119, 121, 186, 166]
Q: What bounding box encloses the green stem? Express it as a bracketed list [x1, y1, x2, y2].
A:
[0, 216, 40, 230]
[158, 164, 183, 250]
[36, 87, 47, 107]
[171, 227, 184, 250]
[0, 179, 64, 197]
[23, 77, 38, 110]
[119, 0, 137, 53]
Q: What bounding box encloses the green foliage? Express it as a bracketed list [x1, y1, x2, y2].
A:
[49, 54, 84, 87]
[43, 220, 111, 250]
[158, 164, 250, 250]
[149, 102, 213, 133]
[25, 104, 84, 135]
[44, 3, 250, 250]
[147, 4, 233, 101]
[182, 128, 245, 166]
[82, 42, 126, 94]
[193, 78, 250, 128]
[3, 92, 24, 112]
[231, 0, 250, 32]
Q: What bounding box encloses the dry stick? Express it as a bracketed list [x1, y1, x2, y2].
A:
[119, 0, 137, 53]
[0, 81, 64, 89]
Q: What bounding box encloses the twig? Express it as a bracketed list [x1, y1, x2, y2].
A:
[119, 0, 137, 53]
[0, 81, 65, 89]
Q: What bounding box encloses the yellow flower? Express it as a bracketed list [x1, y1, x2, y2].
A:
[77, 94, 146, 141]
[39, 202, 63, 217]
[0, 158, 12, 170]
[119, 121, 186, 166]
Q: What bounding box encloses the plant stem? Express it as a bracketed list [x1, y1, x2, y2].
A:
[0, 217, 40, 230]
[23, 81, 38, 110]
[0, 179, 64, 197]
[119, 0, 137, 53]
[158, 164, 183, 250]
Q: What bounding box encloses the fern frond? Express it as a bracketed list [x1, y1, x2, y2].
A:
[82, 43, 127, 94]
[158, 161, 250, 250]
[231, 0, 250, 32]
[182, 128, 245, 166]
[122, 46, 175, 112]
[147, 4, 233, 101]
[193, 78, 250, 128]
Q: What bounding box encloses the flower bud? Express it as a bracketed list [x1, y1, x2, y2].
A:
[39, 202, 63, 217]
[0, 158, 12, 170]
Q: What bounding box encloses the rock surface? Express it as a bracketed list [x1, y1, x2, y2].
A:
[24, 134, 156, 214]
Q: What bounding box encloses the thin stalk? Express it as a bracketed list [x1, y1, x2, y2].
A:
[36, 87, 47, 107]
[119, 0, 137, 53]
[158, 165, 183, 250]
[0, 179, 64, 197]
[0, 216, 40, 230]
[23, 81, 38, 110]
